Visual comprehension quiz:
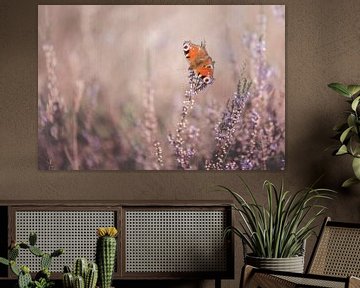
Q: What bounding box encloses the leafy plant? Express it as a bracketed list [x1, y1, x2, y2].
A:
[0, 232, 63, 288]
[221, 179, 335, 258]
[33, 278, 54, 288]
[328, 83, 360, 187]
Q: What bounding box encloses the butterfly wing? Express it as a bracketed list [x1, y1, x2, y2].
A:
[183, 41, 208, 68]
[195, 60, 214, 84]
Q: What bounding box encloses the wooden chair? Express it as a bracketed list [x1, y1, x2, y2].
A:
[241, 217, 360, 288]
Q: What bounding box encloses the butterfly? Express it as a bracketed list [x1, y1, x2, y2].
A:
[183, 41, 215, 85]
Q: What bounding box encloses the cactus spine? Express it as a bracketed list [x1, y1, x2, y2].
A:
[96, 227, 118, 288]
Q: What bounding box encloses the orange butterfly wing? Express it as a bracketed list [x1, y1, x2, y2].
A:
[184, 41, 207, 65]
[194, 57, 214, 78]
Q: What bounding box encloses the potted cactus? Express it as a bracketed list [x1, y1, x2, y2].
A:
[62, 258, 98, 288]
[0, 232, 63, 288]
[96, 227, 118, 288]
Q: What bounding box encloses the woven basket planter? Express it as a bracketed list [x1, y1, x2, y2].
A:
[245, 254, 305, 273]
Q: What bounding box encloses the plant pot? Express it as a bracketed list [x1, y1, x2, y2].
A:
[245, 254, 304, 273]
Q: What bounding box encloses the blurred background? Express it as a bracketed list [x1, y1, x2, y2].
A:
[38, 5, 285, 170]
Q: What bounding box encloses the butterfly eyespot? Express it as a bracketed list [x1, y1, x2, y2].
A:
[203, 76, 212, 84]
[183, 42, 191, 52]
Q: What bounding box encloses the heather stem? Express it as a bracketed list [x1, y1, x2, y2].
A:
[71, 80, 84, 170]
[206, 77, 252, 170]
[168, 72, 198, 169]
[140, 80, 163, 170]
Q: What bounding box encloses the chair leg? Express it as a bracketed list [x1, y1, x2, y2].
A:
[240, 265, 255, 288]
[215, 278, 221, 288]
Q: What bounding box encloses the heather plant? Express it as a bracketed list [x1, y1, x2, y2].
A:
[205, 77, 252, 170]
[38, 6, 285, 170]
[168, 70, 203, 169]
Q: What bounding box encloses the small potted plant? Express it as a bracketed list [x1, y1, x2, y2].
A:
[62, 258, 98, 288]
[0, 232, 63, 288]
[221, 179, 335, 273]
[328, 83, 360, 187]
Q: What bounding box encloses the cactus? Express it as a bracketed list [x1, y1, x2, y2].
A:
[29, 232, 37, 246]
[96, 227, 118, 288]
[74, 275, 85, 288]
[74, 258, 88, 279]
[85, 263, 98, 288]
[62, 266, 74, 288]
[10, 260, 20, 276]
[63, 272, 74, 288]
[18, 267, 32, 288]
[29, 245, 44, 257]
[41, 253, 52, 270]
[9, 246, 19, 260]
[63, 260, 98, 288]
[35, 268, 51, 281]
[0, 232, 64, 288]
[51, 248, 64, 257]
[19, 243, 30, 249]
[64, 265, 72, 273]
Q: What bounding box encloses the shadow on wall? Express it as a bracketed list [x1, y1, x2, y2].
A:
[302, 96, 360, 222]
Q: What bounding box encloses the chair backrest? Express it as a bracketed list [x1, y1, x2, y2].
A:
[307, 217, 360, 277]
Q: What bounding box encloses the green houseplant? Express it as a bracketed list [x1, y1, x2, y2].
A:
[221, 179, 334, 272]
[328, 83, 360, 187]
[0, 232, 63, 288]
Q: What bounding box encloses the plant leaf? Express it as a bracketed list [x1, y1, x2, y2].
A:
[351, 96, 360, 111]
[328, 83, 351, 97]
[347, 85, 360, 96]
[10, 261, 20, 276]
[336, 145, 348, 155]
[349, 135, 360, 157]
[347, 114, 356, 128]
[352, 157, 360, 180]
[0, 257, 9, 266]
[342, 177, 360, 188]
[340, 126, 353, 143]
